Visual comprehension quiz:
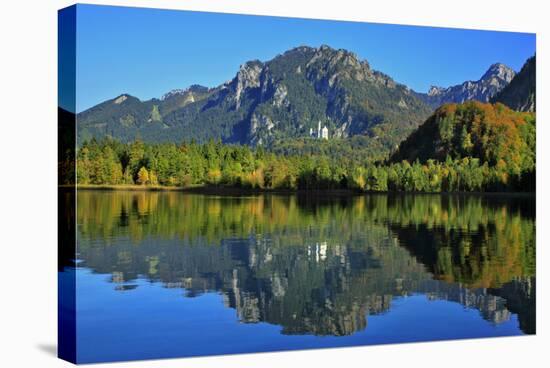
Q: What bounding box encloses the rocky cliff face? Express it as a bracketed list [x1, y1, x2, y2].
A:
[417, 63, 515, 108]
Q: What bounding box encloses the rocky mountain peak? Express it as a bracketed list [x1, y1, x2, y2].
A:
[287, 45, 316, 54]
[113, 95, 129, 104]
[161, 89, 186, 100]
[304, 44, 378, 87]
[481, 63, 515, 82]
[427, 86, 445, 96]
[315, 44, 361, 66]
[161, 85, 209, 101]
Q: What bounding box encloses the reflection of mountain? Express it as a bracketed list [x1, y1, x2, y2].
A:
[80, 234, 405, 336]
[489, 277, 536, 334]
[76, 192, 535, 335]
[417, 280, 513, 324]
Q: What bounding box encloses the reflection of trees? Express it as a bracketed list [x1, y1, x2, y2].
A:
[59, 188, 75, 270]
[381, 195, 535, 289]
[392, 222, 535, 289]
[76, 191, 535, 335]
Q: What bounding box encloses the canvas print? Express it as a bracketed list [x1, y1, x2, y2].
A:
[58, 4, 536, 364]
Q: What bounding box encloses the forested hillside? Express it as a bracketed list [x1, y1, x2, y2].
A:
[76, 101, 535, 192]
[391, 102, 535, 188]
[391, 102, 535, 168]
[492, 56, 536, 112]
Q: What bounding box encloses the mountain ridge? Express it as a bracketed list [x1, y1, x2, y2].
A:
[416, 62, 515, 108]
[77, 44, 432, 151]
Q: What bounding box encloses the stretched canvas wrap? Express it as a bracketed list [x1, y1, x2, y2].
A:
[58, 4, 536, 364]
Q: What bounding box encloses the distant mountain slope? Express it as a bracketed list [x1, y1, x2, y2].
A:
[416, 63, 515, 108]
[491, 56, 536, 112]
[390, 101, 536, 176]
[77, 85, 213, 142]
[77, 45, 432, 154]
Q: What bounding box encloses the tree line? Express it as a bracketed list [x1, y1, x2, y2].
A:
[76, 136, 534, 192]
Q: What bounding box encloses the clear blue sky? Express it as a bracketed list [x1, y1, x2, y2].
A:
[73, 4, 535, 112]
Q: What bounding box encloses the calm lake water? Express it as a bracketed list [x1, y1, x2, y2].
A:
[66, 191, 535, 363]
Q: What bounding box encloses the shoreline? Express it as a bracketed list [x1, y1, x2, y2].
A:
[64, 184, 536, 197]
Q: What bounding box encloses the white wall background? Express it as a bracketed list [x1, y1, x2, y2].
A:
[0, 0, 547, 366]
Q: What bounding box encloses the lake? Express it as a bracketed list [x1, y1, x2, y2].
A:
[64, 191, 536, 363]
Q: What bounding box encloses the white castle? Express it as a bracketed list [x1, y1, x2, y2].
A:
[309, 121, 329, 140]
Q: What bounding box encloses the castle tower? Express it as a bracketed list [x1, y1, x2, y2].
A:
[321, 126, 329, 140]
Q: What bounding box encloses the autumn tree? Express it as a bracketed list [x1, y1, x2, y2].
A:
[137, 167, 150, 185]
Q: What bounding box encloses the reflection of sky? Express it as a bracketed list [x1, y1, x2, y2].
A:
[61, 4, 535, 112]
[75, 268, 522, 364]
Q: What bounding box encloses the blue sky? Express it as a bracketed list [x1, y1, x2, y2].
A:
[73, 4, 535, 112]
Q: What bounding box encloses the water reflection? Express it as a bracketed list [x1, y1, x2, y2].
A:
[74, 192, 536, 336]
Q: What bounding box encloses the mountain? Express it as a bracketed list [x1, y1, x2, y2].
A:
[492, 56, 536, 112]
[77, 45, 432, 152]
[77, 84, 213, 139]
[416, 63, 515, 108]
[390, 101, 536, 176]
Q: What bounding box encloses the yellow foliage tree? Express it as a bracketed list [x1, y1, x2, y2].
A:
[137, 167, 150, 185]
[207, 169, 222, 185]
